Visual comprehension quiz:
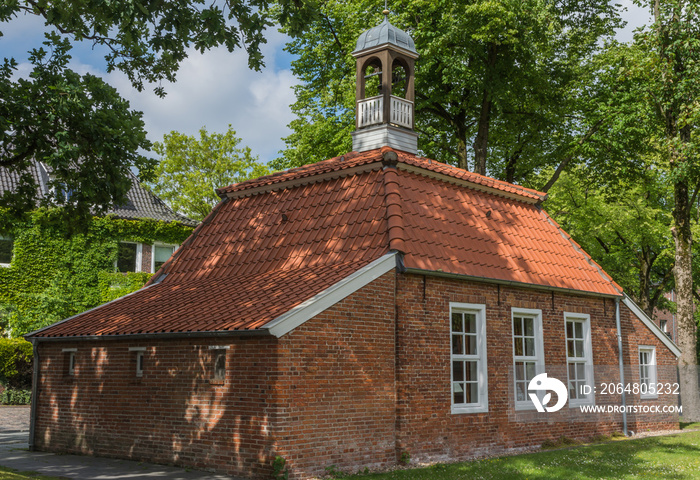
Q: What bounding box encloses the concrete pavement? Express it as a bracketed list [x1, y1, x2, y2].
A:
[0, 406, 240, 479]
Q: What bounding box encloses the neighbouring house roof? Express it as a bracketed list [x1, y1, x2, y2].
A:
[0, 160, 197, 227]
[28, 147, 623, 340]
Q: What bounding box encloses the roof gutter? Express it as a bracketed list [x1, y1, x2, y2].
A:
[404, 268, 622, 299]
[615, 298, 628, 436]
[27, 328, 271, 344]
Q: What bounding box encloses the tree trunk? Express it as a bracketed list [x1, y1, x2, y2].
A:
[457, 133, 469, 171]
[672, 126, 700, 421]
[473, 91, 491, 176]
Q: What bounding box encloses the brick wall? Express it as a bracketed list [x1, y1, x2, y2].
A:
[34, 336, 279, 478]
[274, 270, 397, 479]
[141, 243, 152, 273]
[393, 273, 679, 465]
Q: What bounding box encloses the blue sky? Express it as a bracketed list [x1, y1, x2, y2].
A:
[3, 2, 651, 165]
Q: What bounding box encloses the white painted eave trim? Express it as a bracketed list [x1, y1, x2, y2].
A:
[263, 252, 398, 338]
[622, 294, 682, 357]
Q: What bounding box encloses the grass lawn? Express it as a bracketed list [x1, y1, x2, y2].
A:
[0, 466, 67, 480]
[343, 427, 700, 480]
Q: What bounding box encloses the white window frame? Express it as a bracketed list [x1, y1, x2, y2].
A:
[450, 302, 488, 414]
[115, 242, 142, 273]
[62, 348, 77, 376]
[511, 308, 545, 411]
[151, 243, 178, 273]
[639, 346, 658, 399]
[0, 235, 13, 267]
[564, 313, 594, 407]
[129, 347, 147, 377]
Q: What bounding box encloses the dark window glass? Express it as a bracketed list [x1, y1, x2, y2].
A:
[154, 245, 175, 271]
[0, 237, 13, 264]
[117, 243, 137, 272]
[214, 350, 226, 381]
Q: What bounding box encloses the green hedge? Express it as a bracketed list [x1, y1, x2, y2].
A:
[0, 338, 32, 390]
[1, 388, 31, 405]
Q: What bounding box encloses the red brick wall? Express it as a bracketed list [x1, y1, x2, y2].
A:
[141, 243, 152, 273]
[274, 270, 397, 479]
[34, 336, 279, 478]
[393, 273, 679, 465]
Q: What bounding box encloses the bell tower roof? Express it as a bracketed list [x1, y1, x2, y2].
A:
[353, 17, 417, 56]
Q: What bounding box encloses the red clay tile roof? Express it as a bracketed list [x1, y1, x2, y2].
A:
[30, 148, 621, 339]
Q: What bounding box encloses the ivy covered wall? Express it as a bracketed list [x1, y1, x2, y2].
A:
[0, 209, 194, 337]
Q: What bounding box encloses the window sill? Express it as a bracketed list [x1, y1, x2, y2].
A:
[452, 404, 488, 414]
[209, 379, 225, 386]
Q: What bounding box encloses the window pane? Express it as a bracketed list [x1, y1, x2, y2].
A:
[513, 317, 523, 336]
[453, 361, 464, 381]
[451, 313, 463, 333]
[464, 313, 476, 334]
[575, 322, 583, 339]
[452, 335, 464, 355]
[574, 340, 584, 357]
[465, 361, 477, 381]
[567, 340, 575, 358]
[154, 245, 175, 270]
[514, 337, 523, 356]
[0, 238, 13, 264]
[117, 243, 137, 272]
[465, 334, 476, 355]
[525, 362, 536, 380]
[515, 362, 524, 381]
[566, 321, 573, 338]
[516, 382, 526, 401]
[524, 317, 534, 336]
[214, 350, 226, 381]
[524, 338, 535, 357]
[576, 363, 585, 379]
[466, 382, 478, 403]
[453, 383, 464, 404]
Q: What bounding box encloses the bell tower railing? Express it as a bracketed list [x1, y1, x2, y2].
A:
[357, 95, 413, 129]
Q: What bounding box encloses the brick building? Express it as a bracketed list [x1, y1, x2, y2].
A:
[26, 15, 680, 480]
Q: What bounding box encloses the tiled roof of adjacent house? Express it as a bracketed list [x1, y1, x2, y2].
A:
[30, 148, 622, 339]
[0, 161, 196, 226]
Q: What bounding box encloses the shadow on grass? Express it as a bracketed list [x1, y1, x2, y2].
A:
[345, 431, 700, 480]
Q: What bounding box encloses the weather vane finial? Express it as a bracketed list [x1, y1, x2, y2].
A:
[383, 0, 389, 16]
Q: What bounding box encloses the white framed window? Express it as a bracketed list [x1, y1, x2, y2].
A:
[116, 242, 142, 272]
[565, 313, 594, 406]
[639, 346, 657, 399]
[152, 243, 178, 272]
[450, 302, 488, 414]
[62, 348, 77, 376]
[512, 308, 545, 410]
[0, 236, 13, 267]
[209, 345, 230, 383]
[129, 347, 147, 377]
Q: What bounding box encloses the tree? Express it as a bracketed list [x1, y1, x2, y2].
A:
[606, 0, 700, 420]
[273, 0, 621, 186]
[1, 0, 315, 222]
[148, 126, 270, 221]
[546, 167, 675, 317]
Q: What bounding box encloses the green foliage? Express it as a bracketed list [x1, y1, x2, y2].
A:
[0, 1, 315, 223]
[399, 451, 411, 465]
[0, 34, 153, 225]
[98, 272, 153, 304]
[0, 389, 31, 405]
[148, 126, 270, 221]
[271, 456, 289, 480]
[0, 210, 192, 337]
[274, 0, 622, 184]
[545, 167, 675, 316]
[0, 338, 32, 390]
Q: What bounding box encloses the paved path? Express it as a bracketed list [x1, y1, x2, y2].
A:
[0, 406, 241, 479]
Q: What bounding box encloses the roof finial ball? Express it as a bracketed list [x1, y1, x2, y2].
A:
[351, 5, 419, 154]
